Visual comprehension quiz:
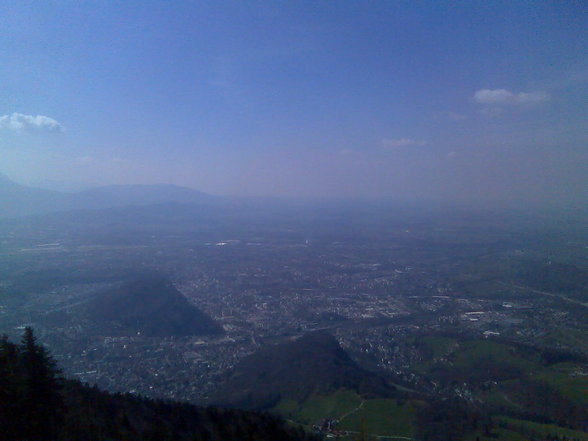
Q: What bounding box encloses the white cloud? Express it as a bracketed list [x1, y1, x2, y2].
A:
[381, 138, 427, 148]
[0, 112, 64, 133]
[473, 89, 548, 105]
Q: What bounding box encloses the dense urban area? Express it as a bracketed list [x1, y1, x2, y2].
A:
[1, 203, 587, 439]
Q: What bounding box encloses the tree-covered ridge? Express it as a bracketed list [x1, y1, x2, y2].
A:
[0, 328, 318, 441]
[213, 331, 396, 410]
[46, 276, 225, 337]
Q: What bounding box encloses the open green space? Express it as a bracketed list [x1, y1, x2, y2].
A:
[275, 389, 362, 424]
[495, 416, 588, 441]
[465, 416, 588, 441]
[338, 398, 415, 437]
[275, 390, 417, 438]
[452, 340, 537, 371]
[534, 363, 588, 407]
[420, 335, 457, 359]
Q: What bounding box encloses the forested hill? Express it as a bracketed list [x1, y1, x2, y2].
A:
[212, 331, 396, 409]
[0, 328, 318, 441]
[77, 276, 225, 337]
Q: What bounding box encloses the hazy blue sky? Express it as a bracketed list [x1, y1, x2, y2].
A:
[1, 1, 586, 208]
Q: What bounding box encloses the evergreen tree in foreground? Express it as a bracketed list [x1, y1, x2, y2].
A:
[0, 329, 318, 441]
[0, 328, 63, 441]
[19, 327, 64, 441]
[0, 334, 22, 440]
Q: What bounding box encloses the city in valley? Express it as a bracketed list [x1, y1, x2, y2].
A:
[1, 205, 586, 419]
[2, 3, 586, 440]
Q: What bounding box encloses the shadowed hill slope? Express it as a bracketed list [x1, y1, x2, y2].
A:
[0, 329, 317, 441]
[213, 331, 395, 409]
[77, 276, 224, 337]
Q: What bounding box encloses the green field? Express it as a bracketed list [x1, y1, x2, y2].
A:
[452, 340, 537, 370]
[414, 337, 543, 372]
[420, 335, 457, 359]
[274, 338, 588, 440]
[535, 363, 588, 407]
[463, 416, 588, 441]
[338, 398, 415, 437]
[495, 417, 588, 441]
[274, 389, 416, 438]
[275, 389, 361, 423]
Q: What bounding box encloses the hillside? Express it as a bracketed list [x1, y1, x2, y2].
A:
[0, 173, 69, 217]
[75, 276, 224, 337]
[271, 334, 588, 440]
[212, 331, 395, 409]
[0, 329, 317, 441]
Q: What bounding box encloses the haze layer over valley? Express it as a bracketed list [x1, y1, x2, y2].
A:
[1, 2, 587, 440]
[1, 177, 587, 439]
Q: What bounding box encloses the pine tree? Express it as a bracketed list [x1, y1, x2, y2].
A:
[19, 327, 64, 441]
[0, 335, 22, 441]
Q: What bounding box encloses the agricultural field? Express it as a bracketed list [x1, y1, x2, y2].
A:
[275, 390, 417, 438]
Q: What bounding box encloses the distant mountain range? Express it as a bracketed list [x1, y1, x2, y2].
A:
[0, 173, 214, 218]
[47, 276, 224, 337]
[212, 332, 395, 409]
